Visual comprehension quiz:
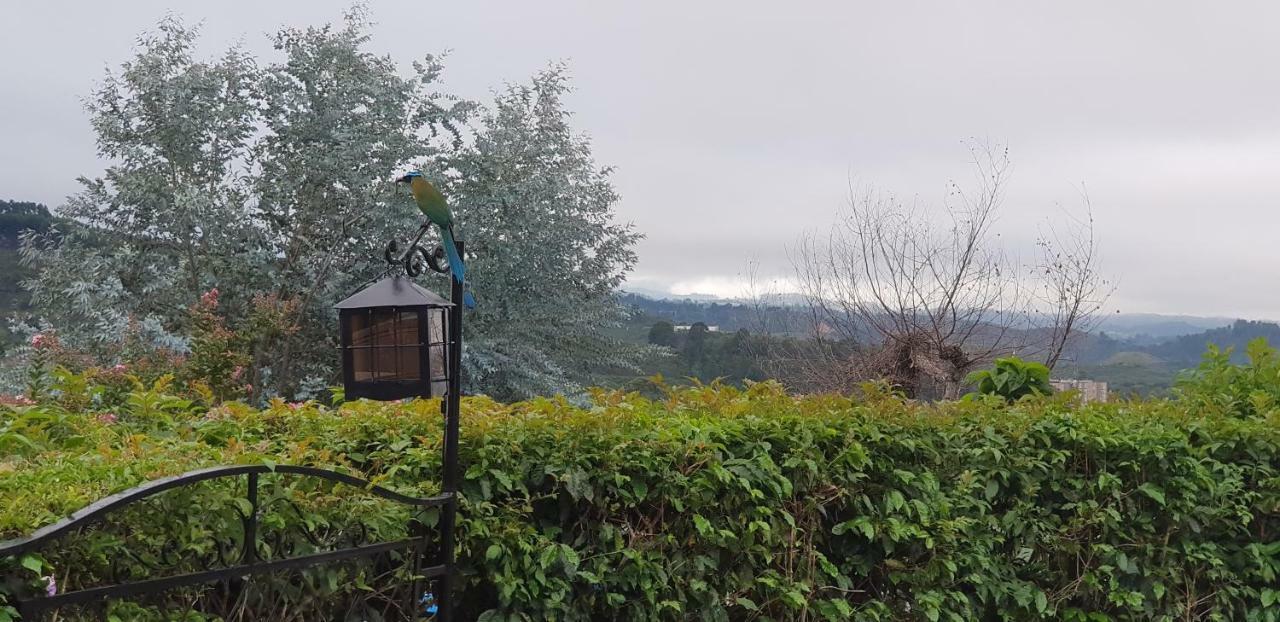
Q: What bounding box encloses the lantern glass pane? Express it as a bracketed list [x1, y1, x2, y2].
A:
[429, 344, 447, 383]
[396, 347, 420, 380]
[428, 308, 445, 345]
[352, 345, 372, 381]
[370, 347, 392, 380]
[347, 309, 426, 382]
[351, 312, 370, 346]
[371, 310, 395, 347]
[397, 311, 419, 344]
[350, 312, 370, 381]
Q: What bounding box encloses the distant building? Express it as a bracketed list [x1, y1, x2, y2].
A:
[1051, 379, 1109, 403]
[673, 324, 720, 332]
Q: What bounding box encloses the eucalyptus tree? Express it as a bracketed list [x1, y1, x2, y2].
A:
[440, 67, 647, 400]
[21, 13, 642, 401]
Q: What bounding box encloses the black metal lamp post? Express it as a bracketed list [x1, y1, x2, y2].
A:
[336, 238, 467, 621]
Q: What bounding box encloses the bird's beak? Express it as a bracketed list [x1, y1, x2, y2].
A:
[395, 175, 409, 184]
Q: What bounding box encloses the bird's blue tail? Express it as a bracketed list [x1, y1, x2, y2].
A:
[441, 226, 477, 309]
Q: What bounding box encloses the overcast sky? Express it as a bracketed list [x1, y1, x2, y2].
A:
[4, 1, 1280, 317]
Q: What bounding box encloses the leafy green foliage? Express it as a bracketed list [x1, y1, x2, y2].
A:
[1175, 337, 1280, 418]
[3, 369, 1280, 620]
[965, 357, 1053, 402]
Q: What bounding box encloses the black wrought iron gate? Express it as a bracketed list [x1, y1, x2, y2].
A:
[0, 465, 454, 620]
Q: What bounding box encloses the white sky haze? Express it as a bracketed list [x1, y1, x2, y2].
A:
[5, 1, 1280, 317]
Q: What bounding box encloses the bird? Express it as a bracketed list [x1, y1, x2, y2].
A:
[397, 171, 476, 308]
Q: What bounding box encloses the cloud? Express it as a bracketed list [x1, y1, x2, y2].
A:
[5, 0, 1280, 315]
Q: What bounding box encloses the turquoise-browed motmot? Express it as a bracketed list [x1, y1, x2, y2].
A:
[397, 171, 476, 308]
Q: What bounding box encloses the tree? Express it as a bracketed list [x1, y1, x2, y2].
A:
[787, 144, 1110, 398]
[441, 67, 646, 400]
[19, 13, 638, 402]
[648, 321, 676, 347]
[244, 11, 469, 394]
[683, 322, 710, 370]
[0, 201, 53, 239]
[20, 16, 260, 358]
[21, 11, 467, 399]
[1034, 192, 1112, 370]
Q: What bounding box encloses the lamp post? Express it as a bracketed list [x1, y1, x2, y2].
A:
[335, 236, 467, 621]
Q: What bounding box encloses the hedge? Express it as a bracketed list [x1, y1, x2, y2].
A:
[1, 377, 1279, 620]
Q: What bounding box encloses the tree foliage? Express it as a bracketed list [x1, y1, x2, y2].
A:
[19, 13, 639, 401]
[441, 68, 645, 400]
[647, 320, 676, 347]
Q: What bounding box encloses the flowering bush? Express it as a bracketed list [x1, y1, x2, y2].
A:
[14, 289, 307, 413]
[177, 289, 301, 404]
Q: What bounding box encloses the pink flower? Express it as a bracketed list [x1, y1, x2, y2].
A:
[231, 366, 244, 380]
[44, 575, 56, 597]
[243, 384, 253, 394]
[200, 288, 220, 307]
[287, 402, 303, 410]
[30, 334, 45, 348]
[97, 413, 118, 424]
[112, 364, 128, 373]
[0, 395, 35, 407]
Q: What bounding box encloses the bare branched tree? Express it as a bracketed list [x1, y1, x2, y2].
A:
[1034, 190, 1114, 370]
[743, 259, 867, 394]
[781, 143, 1111, 398]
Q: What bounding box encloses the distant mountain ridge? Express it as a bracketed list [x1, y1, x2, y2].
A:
[620, 290, 1280, 396]
[623, 289, 1245, 342]
[1094, 313, 1235, 340]
[622, 287, 727, 302]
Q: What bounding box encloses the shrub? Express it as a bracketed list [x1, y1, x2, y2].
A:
[965, 357, 1053, 403]
[1176, 337, 1280, 419]
[1, 375, 1279, 620]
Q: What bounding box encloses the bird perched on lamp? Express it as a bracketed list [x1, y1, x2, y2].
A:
[397, 171, 476, 308]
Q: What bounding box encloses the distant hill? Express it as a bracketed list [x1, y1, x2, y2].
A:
[0, 200, 54, 354]
[1093, 313, 1235, 341]
[620, 291, 1280, 397]
[621, 293, 766, 332]
[1146, 320, 1280, 365]
[621, 287, 726, 303]
[1102, 351, 1163, 366]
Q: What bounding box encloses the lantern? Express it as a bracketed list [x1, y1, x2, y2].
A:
[335, 276, 453, 401]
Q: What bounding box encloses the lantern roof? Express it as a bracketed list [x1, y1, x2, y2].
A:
[334, 276, 453, 310]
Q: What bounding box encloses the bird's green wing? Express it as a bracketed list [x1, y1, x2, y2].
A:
[411, 178, 453, 227]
